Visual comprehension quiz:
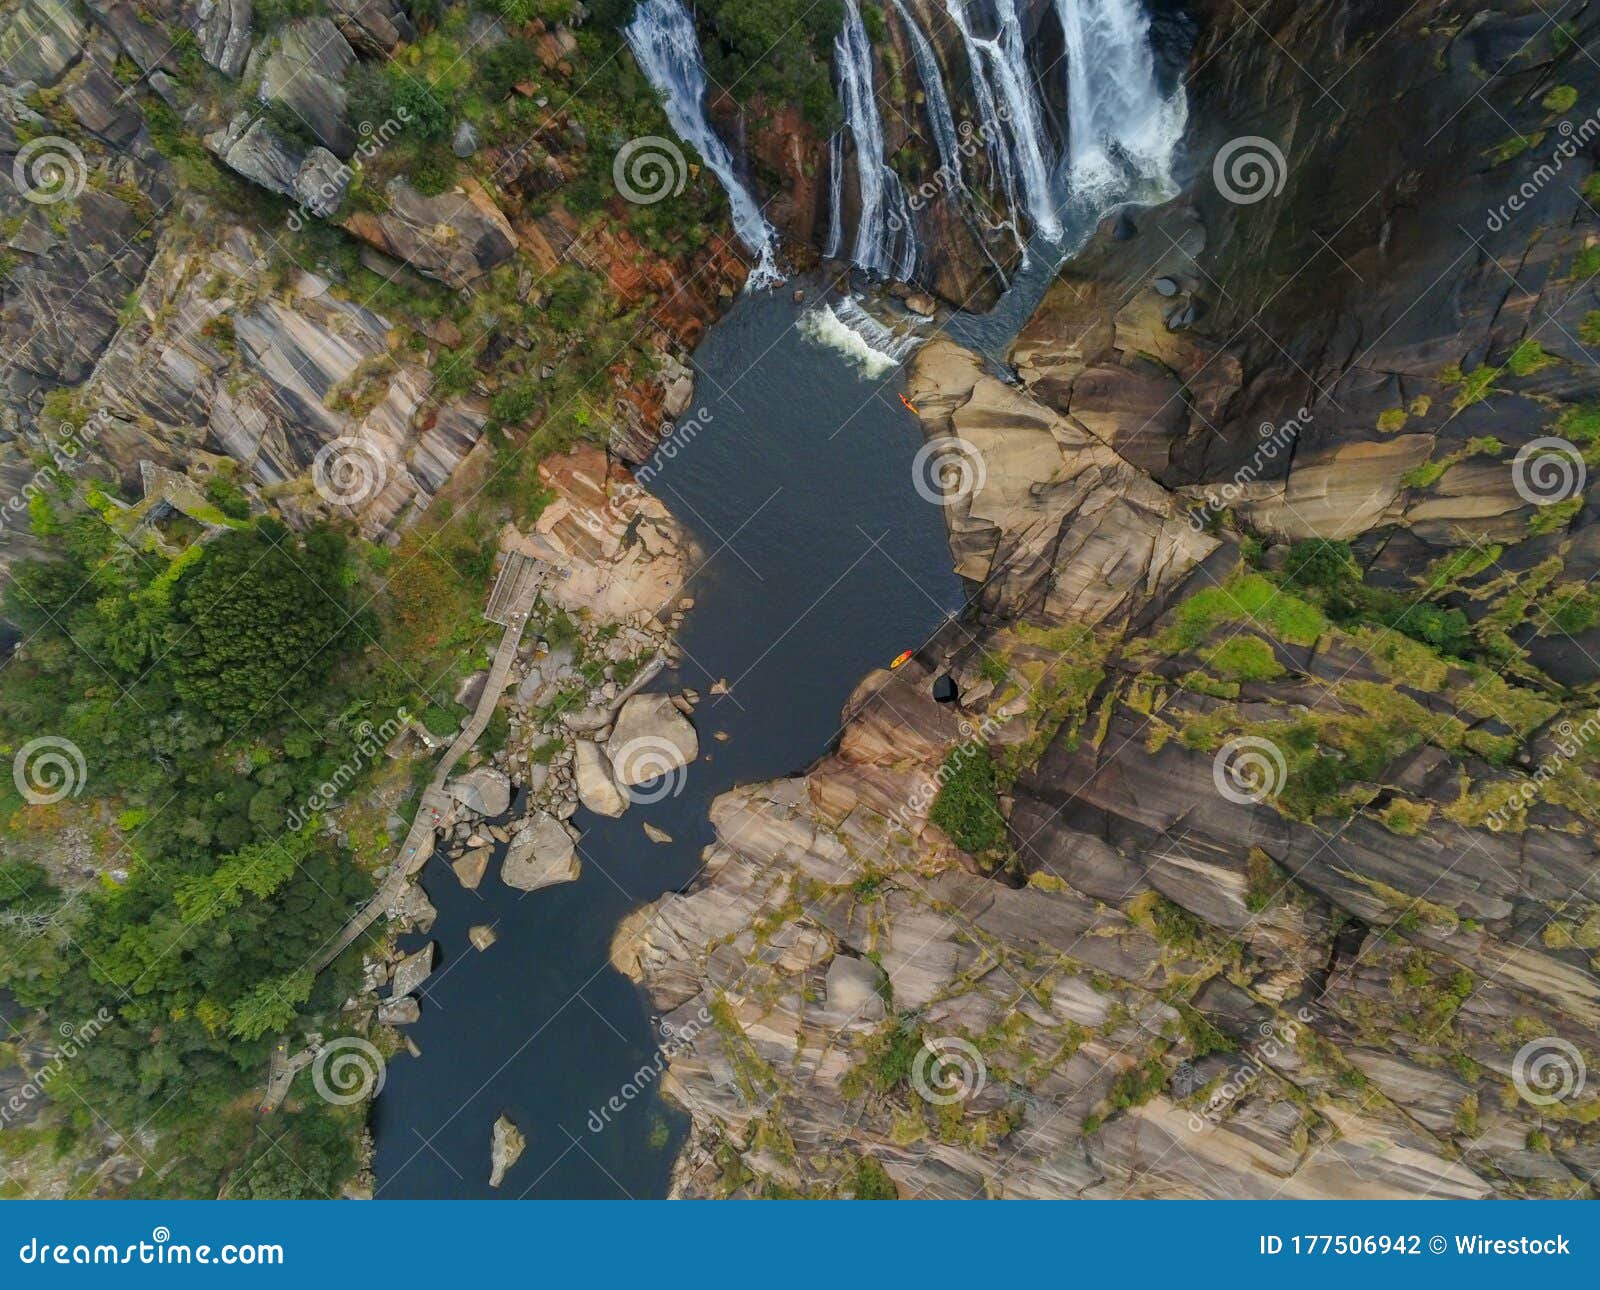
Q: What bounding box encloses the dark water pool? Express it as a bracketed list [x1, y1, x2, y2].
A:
[371, 283, 965, 1198]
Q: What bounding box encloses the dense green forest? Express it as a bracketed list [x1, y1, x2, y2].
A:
[0, 0, 848, 1200]
[0, 512, 396, 1195]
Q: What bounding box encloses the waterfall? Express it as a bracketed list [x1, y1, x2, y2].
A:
[826, 134, 845, 261]
[941, 0, 1061, 242]
[1055, 0, 1187, 194]
[625, 0, 783, 289]
[889, 0, 963, 195]
[798, 298, 923, 377]
[831, 0, 918, 280]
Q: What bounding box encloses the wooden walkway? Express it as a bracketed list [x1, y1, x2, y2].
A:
[484, 551, 542, 627]
[310, 565, 544, 974]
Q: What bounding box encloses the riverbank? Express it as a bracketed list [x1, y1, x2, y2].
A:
[369, 280, 964, 1196]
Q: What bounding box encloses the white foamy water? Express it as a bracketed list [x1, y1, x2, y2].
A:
[797, 299, 922, 378]
[832, 0, 918, 279]
[1056, 0, 1187, 195]
[626, 0, 783, 289]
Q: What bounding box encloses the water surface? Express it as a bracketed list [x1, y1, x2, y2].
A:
[372, 284, 964, 1198]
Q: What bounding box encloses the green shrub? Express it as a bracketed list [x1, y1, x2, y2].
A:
[1506, 338, 1557, 377]
[929, 744, 1006, 855]
[1283, 539, 1357, 591]
[846, 1154, 898, 1199]
[1204, 635, 1285, 682]
[409, 148, 459, 196]
[1572, 246, 1600, 279]
[851, 1018, 924, 1096]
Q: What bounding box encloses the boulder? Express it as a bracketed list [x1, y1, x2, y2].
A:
[340, 177, 517, 288]
[452, 120, 479, 158]
[205, 115, 350, 216]
[607, 693, 698, 786]
[452, 846, 490, 890]
[0, 0, 84, 87]
[500, 812, 580, 892]
[575, 740, 627, 817]
[377, 996, 420, 1025]
[642, 822, 673, 844]
[193, 0, 253, 76]
[328, 0, 411, 54]
[489, 1113, 525, 1188]
[447, 765, 511, 818]
[824, 955, 886, 1023]
[390, 942, 435, 997]
[468, 924, 498, 951]
[257, 17, 356, 155]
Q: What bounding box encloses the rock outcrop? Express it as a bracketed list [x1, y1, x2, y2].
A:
[500, 811, 580, 892]
[619, 0, 1600, 1201]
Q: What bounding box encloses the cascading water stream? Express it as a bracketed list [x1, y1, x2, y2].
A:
[832, 0, 919, 279]
[888, 0, 963, 195]
[940, 0, 1062, 242]
[625, 0, 783, 289]
[1054, 0, 1187, 194]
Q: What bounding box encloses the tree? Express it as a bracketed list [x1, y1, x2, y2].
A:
[166, 524, 355, 730]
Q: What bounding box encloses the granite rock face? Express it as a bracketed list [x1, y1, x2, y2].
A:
[340, 178, 518, 289]
[619, 0, 1600, 1200]
[500, 812, 580, 893]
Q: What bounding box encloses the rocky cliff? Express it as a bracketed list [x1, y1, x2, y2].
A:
[0, 0, 748, 580]
[616, 0, 1600, 1199]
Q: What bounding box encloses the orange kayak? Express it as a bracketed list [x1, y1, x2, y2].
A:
[889, 649, 914, 669]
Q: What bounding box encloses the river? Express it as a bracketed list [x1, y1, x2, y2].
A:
[371, 0, 1196, 1198]
[371, 282, 967, 1197]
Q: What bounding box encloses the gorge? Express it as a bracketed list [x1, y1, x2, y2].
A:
[1, 0, 1600, 1205]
